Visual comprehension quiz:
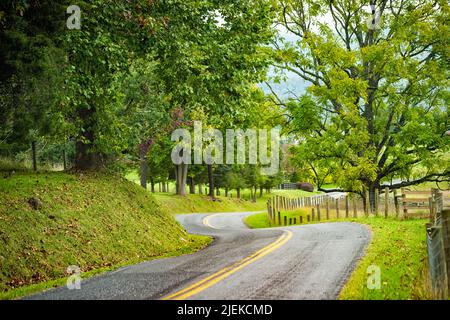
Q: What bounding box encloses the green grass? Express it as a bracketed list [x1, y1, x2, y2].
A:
[339, 217, 429, 300]
[244, 209, 312, 228]
[245, 210, 430, 300]
[243, 212, 271, 229]
[153, 193, 267, 213]
[0, 171, 211, 299]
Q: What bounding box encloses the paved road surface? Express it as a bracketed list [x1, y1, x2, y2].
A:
[28, 212, 370, 300]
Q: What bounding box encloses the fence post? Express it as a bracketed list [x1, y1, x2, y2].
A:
[432, 189, 443, 215]
[365, 190, 369, 217]
[317, 204, 321, 221]
[62, 148, 67, 170]
[31, 141, 37, 171]
[336, 199, 339, 219]
[278, 212, 281, 225]
[326, 199, 330, 220]
[442, 209, 450, 295]
[312, 208, 315, 221]
[375, 189, 379, 216]
[394, 189, 400, 218]
[401, 188, 407, 218]
[273, 201, 276, 221]
[345, 196, 349, 218]
[385, 187, 389, 218]
[300, 216, 303, 224]
[429, 197, 434, 222]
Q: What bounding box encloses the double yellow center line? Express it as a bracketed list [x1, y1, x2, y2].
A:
[162, 214, 292, 300]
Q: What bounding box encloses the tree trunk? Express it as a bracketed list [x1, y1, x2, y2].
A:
[31, 141, 37, 171]
[207, 164, 214, 199]
[368, 183, 376, 214]
[150, 177, 155, 193]
[175, 167, 178, 194]
[259, 186, 263, 198]
[175, 164, 188, 196]
[182, 165, 188, 195]
[75, 140, 102, 170]
[162, 182, 166, 193]
[62, 147, 67, 171]
[74, 106, 103, 171]
[139, 150, 148, 189]
[225, 187, 228, 197]
[198, 183, 203, 194]
[189, 177, 195, 194]
[237, 188, 241, 199]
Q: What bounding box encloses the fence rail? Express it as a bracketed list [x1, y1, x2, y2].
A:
[402, 188, 450, 218]
[266, 193, 367, 225]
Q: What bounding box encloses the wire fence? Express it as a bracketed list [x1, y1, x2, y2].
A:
[425, 190, 449, 299]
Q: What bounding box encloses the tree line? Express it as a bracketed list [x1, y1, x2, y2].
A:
[1, 1, 449, 210]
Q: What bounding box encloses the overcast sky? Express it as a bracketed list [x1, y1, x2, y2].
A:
[260, 24, 309, 99]
[260, 6, 375, 99]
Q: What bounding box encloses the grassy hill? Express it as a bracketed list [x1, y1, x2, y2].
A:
[0, 171, 210, 299]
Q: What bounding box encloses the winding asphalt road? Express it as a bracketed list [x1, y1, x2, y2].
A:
[28, 212, 371, 300]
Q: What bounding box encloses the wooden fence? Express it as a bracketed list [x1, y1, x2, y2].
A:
[266, 193, 365, 225]
[402, 188, 450, 218]
[426, 190, 450, 299]
[267, 188, 450, 225]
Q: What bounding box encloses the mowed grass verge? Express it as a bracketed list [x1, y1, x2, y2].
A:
[245, 212, 430, 300]
[338, 217, 429, 300]
[0, 171, 211, 299]
[244, 209, 311, 228]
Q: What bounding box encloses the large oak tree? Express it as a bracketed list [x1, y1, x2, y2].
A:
[274, 0, 449, 212]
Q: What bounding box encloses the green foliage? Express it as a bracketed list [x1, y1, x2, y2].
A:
[276, 0, 450, 194]
[0, 0, 67, 154]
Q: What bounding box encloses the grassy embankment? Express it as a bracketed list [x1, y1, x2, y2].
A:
[0, 171, 211, 299]
[245, 211, 430, 300]
[338, 217, 429, 300]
